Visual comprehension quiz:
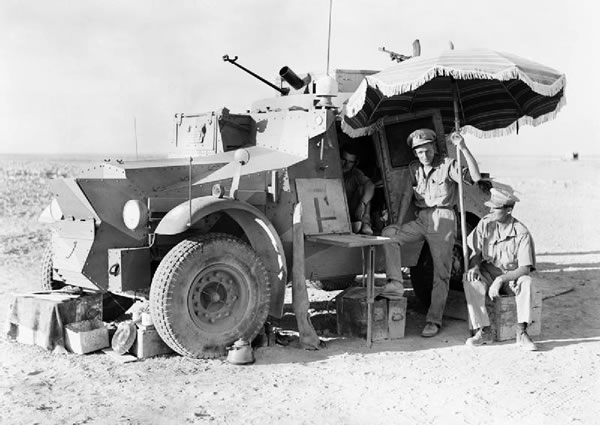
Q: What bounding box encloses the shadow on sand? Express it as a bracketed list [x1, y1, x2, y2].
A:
[266, 263, 600, 362]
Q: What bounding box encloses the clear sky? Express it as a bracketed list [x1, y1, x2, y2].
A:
[1, 0, 598, 157]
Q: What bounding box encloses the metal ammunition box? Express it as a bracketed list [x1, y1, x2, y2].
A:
[488, 288, 543, 341]
[336, 287, 406, 341]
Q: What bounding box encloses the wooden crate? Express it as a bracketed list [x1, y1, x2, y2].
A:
[388, 297, 407, 339]
[487, 288, 542, 341]
[336, 287, 406, 341]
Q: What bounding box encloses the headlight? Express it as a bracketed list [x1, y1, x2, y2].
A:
[212, 183, 226, 198]
[123, 200, 148, 230]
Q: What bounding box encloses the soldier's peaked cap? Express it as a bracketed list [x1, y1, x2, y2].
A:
[484, 187, 520, 208]
[407, 128, 437, 149]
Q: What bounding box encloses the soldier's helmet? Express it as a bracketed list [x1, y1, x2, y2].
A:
[407, 128, 437, 149]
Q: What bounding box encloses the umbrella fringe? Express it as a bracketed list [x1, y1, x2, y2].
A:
[346, 79, 369, 118]
[340, 118, 378, 138]
[370, 66, 566, 101]
[462, 95, 567, 139]
[343, 95, 567, 139]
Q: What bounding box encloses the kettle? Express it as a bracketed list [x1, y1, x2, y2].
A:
[226, 338, 255, 365]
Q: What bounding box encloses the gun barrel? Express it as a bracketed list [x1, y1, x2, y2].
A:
[279, 66, 311, 91]
[224, 54, 289, 95]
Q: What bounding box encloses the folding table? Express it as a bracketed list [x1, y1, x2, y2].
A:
[306, 233, 394, 347]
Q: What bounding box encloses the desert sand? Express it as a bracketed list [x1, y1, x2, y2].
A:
[1, 154, 599, 425]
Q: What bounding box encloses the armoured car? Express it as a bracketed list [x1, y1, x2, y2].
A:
[39, 60, 493, 358]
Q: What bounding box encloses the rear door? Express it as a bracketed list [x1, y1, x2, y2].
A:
[373, 109, 446, 266]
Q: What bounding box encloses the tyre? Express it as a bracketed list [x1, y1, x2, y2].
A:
[410, 244, 434, 307]
[150, 233, 271, 359]
[315, 275, 356, 291]
[410, 222, 474, 308]
[40, 244, 65, 291]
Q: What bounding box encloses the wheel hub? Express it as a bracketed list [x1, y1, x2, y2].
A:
[188, 265, 247, 329]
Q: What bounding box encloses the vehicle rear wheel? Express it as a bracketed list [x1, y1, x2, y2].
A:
[150, 233, 271, 359]
[410, 244, 433, 307]
[410, 222, 474, 308]
[41, 244, 65, 291]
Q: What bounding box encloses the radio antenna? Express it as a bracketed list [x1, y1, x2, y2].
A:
[326, 0, 333, 74]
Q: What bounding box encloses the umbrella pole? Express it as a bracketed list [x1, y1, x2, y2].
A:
[452, 78, 470, 275]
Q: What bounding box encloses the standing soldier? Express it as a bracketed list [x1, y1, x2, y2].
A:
[381, 128, 481, 337]
[464, 188, 538, 351]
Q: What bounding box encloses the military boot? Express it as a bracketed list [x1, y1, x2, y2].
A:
[380, 279, 404, 299]
[516, 330, 538, 351]
[466, 327, 493, 347]
[360, 222, 374, 235]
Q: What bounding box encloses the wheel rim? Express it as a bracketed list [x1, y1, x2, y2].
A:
[187, 264, 249, 333]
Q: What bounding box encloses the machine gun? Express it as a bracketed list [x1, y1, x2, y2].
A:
[378, 39, 421, 63]
[223, 54, 290, 95]
[224, 54, 312, 96]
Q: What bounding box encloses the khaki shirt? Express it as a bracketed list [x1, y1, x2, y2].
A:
[343, 167, 371, 200]
[468, 215, 536, 273]
[409, 155, 470, 209]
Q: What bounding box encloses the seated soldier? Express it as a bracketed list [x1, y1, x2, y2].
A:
[464, 187, 539, 351]
[340, 144, 375, 235]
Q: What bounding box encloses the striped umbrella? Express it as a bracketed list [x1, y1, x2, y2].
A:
[341, 47, 566, 276]
[341, 48, 566, 138]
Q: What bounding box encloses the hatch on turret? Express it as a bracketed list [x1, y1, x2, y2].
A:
[170, 107, 256, 158]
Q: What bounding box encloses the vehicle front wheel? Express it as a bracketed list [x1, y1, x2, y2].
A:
[150, 233, 271, 359]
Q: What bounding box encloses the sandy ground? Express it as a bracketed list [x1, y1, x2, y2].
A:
[1, 155, 599, 425]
